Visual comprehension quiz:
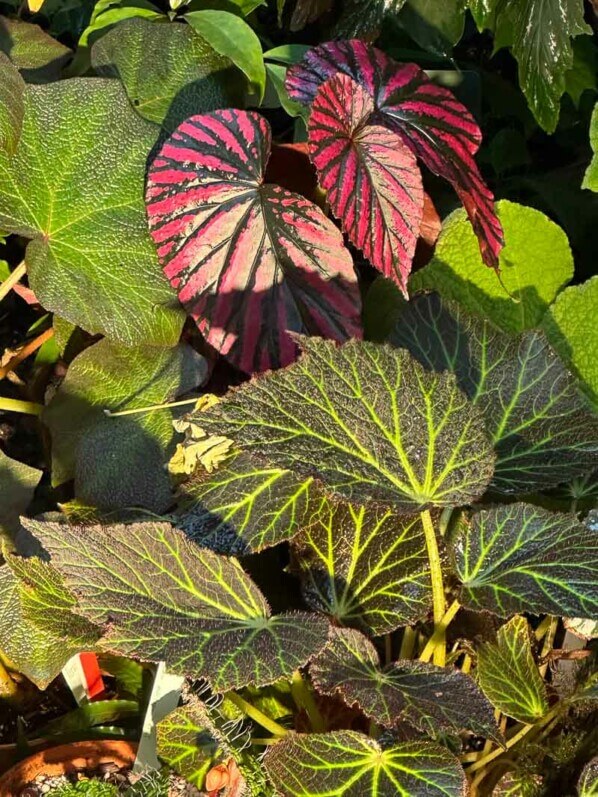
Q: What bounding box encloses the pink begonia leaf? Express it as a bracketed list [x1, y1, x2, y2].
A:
[146, 109, 361, 374]
[309, 74, 423, 295]
[287, 39, 504, 270]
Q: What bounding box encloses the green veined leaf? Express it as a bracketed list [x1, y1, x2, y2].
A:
[386, 292, 598, 492]
[291, 500, 432, 634]
[311, 627, 501, 742]
[476, 616, 548, 724]
[91, 17, 243, 127]
[185, 10, 265, 102]
[583, 103, 598, 191]
[0, 450, 40, 538]
[24, 519, 329, 691]
[264, 731, 467, 796]
[177, 452, 316, 555]
[493, 771, 543, 796]
[410, 200, 574, 333]
[578, 759, 598, 797]
[0, 78, 183, 346]
[0, 16, 72, 83]
[0, 52, 24, 155]
[197, 337, 495, 510]
[452, 503, 598, 618]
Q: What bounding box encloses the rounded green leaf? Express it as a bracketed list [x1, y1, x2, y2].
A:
[583, 103, 598, 191]
[197, 337, 495, 510]
[292, 500, 432, 634]
[410, 200, 574, 333]
[24, 519, 330, 691]
[578, 758, 598, 796]
[0, 52, 24, 155]
[0, 78, 183, 346]
[264, 731, 467, 797]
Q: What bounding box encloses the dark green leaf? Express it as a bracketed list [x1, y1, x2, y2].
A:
[452, 503, 598, 617]
[332, 0, 406, 40]
[493, 771, 544, 796]
[291, 500, 432, 634]
[311, 627, 501, 741]
[197, 337, 495, 510]
[37, 699, 139, 737]
[24, 519, 329, 691]
[0, 78, 183, 346]
[476, 616, 548, 723]
[97, 653, 145, 700]
[578, 759, 598, 797]
[264, 63, 307, 118]
[264, 731, 467, 796]
[0, 450, 40, 537]
[387, 293, 598, 492]
[0, 16, 71, 83]
[399, 0, 466, 57]
[583, 103, 598, 191]
[564, 36, 597, 107]
[0, 52, 24, 155]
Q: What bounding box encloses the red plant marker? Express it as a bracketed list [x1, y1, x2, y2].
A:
[146, 109, 361, 374]
[287, 40, 504, 270]
[309, 74, 423, 295]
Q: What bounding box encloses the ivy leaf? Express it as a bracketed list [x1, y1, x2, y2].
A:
[0, 450, 40, 537]
[146, 109, 361, 374]
[583, 103, 598, 191]
[311, 627, 501, 741]
[410, 200, 574, 333]
[0, 555, 100, 689]
[178, 452, 316, 555]
[469, 0, 591, 132]
[91, 17, 243, 127]
[24, 519, 329, 691]
[452, 503, 598, 618]
[0, 16, 71, 83]
[43, 340, 207, 511]
[578, 758, 598, 796]
[386, 292, 598, 492]
[264, 731, 467, 796]
[0, 78, 183, 346]
[476, 616, 548, 724]
[291, 500, 432, 634]
[197, 337, 495, 509]
[0, 52, 24, 155]
[308, 73, 423, 295]
[286, 39, 503, 270]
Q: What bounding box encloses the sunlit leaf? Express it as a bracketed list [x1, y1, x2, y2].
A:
[0, 52, 24, 155]
[264, 731, 467, 796]
[309, 73, 423, 295]
[386, 292, 598, 492]
[452, 503, 598, 618]
[286, 39, 503, 270]
[583, 103, 598, 191]
[0, 16, 71, 83]
[291, 500, 431, 634]
[0, 450, 40, 537]
[146, 109, 361, 374]
[493, 771, 544, 796]
[196, 337, 495, 509]
[476, 616, 548, 724]
[578, 759, 598, 797]
[25, 519, 329, 691]
[311, 627, 501, 741]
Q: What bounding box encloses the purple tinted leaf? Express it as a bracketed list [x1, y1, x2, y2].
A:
[309, 74, 423, 294]
[287, 39, 503, 269]
[146, 109, 361, 374]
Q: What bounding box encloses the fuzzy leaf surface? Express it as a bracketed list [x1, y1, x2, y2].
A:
[476, 616, 548, 723]
[0, 78, 183, 346]
[0, 16, 71, 83]
[286, 39, 503, 269]
[452, 503, 598, 618]
[264, 731, 467, 796]
[578, 758, 598, 796]
[308, 73, 423, 294]
[387, 292, 598, 492]
[146, 109, 361, 373]
[0, 52, 24, 154]
[292, 500, 431, 634]
[311, 627, 500, 741]
[24, 519, 329, 691]
[583, 103, 598, 191]
[197, 337, 495, 509]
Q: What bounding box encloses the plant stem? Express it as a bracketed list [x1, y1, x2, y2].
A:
[104, 396, 200, 417]
[399, 626, 417, 660]
[534, 615, 553, 641]
[0, 261, 26, 302]
[420, 509, 447, 665]
[438, 507, 453, 537]
[0, 327, 54, 380]
[0, 396, 43, 415]
[539, 616, 558, 678]
[290, 670, 325, 732]
[419, 599, 460, 663]
[226, 692, 288, 737]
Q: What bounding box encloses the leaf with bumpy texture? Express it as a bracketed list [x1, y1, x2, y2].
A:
[452, 503, 598, 618]
[476, 616, 548, 724]
[0, 16, 71, 83]
[178, 452, 316, 555]
[292, 500, 432, 634]
[146, 109, 361, 374]
[311, 627, 501, 741]
[0, 52, 24, 155]
[309, 73, 423, 295]
[578, 758, 598, 796]
[286, 39, 503, 270]
[25, 519, 329, 691]
[264, 731, 467, 796]
[196, 337, 495, 509]
[583, 103, 598, 191]
[0, 78, 183, 346]
[386, 292, 598, 493]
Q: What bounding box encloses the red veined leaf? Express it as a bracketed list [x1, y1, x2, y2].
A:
[309, 73, 423, 295]
[286, 39, 504, 270]
[146, 109, 361, 374]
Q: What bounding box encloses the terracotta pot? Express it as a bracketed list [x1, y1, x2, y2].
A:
[0, 740, 137, 795]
